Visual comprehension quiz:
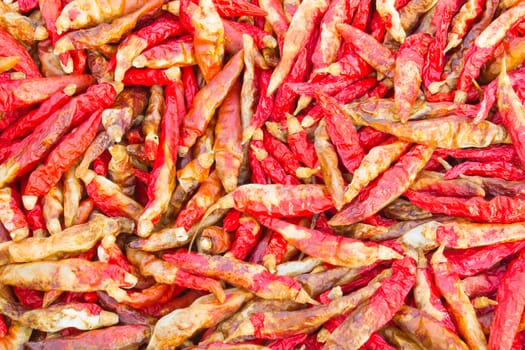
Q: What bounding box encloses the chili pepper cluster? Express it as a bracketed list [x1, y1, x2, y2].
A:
[0, 0, 524, 348]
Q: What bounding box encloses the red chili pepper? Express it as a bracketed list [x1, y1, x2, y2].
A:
[0, 74, 94, 113]
[286, 114, 318, 169]
[227, 214, 262, 260]
[214, 81, 243, 192]
[324, 257, 416, 349]
[262, 130, 306, 179]
[138, 80, 184, 237]
[93, 150, 111, 177]
[445, 241, 525, 277]
[445, 161, 525, 181]
[214, 0, 267, 17]
[180, 51, 244, 156]
[122, 67, 179, 86]
[249, 146, 270, 185]
[262, 231, 289, 271]
[337, 24, 395, 80]
[258, 0, 288, 38]
[13, 287, 43, 309]
[258, 215, 401, 268]
[405, 190, 525, 223]
[455, 1, 525, 102]
[365, 334, 396, 350]
[0, 28, 40, 78]
[461, 264, 507, 298]
[436, 145, 520, 163]
[431, 246, 488, 349]
[395, 33, 432, 123]
[422, 0, 463, 90]
[243, 69, 275, 143]
[329, 144, 434, 227]
[22, 109, 101, 209]
[181, 66, 198, 109]
[268, 334, 308, 350]
[132, 37, 195, 70]
[315, 49, 373, 79]
[351, 0, 372, 31]
[410, 170, 486, 197]
[163, 251, 315, 304]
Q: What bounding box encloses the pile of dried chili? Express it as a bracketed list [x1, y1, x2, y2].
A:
[0, 0, 525, 348]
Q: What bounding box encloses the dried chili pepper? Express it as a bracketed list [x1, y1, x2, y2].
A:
[395, 33, 432, 123]
[147, 289, 252, 349]
[192, 0, 224, 82]
[132, 38, 196, 69]
[163, 251, 316, 303]
[405, 190, 525, 223]
[330, 144, 433, 226]
[445, 161, 525, 181]
[138, 80, 184, 237]
[114, 13, 184, 81]
[266, 0, 329, 95]
[243, 69, 274, 144]
[286, 114, 318, 169]
[431, 246, 488, 350]
[142, 84, 164, 161]
[224, 20, 276, 50]
[0, 28, 40, 78]
[227, 214, 262, 260]
[41, 184, 63, 235]
[197, 226, 232, 254]
[228, 271, 387, 340]
[25, 324, 151, 350]
[180, 50, 244, 156]
[455, 1, 525, 102]
[258, 0, 289, 38]
[323, 257, 416, 350]
[0, 186, 29, 241]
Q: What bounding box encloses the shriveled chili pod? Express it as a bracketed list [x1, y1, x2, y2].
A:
[108, 145, 136, 196]
[147, 289, 252, 349]
[323, 257, 416, 350]
[179, 50, 244, 156]
[137, 80, 184, 237]
[376, 0, 406, 43]
[63, 164, 82, 228]
[242, 70, 274, 144]
[227, 214, 262, 260]
[224, 20, 276, 50]
[413, 251, 457, 332]
[0, 186, 29, 241]
[0, 83, 118, 188]
[227, 271, 388, 340]
[395, 33, 432, 123]
[209, 183, 333, 218]
[344, 140, 410, 204]
[286, 114, 318, 169]
[314, 120, 345, 210]
[132, 38, 196, 69]
[122, 67, 181, 86]
[337, 23, 396, 80]
[142, 84, 165, 161]
[126, 247, 225, 300]
[114, 12, 184, 81]
[54, 0, 164, 54]
[0, 259, 137, 293]
[257, 216, 401, 268]
[22, 109, 102, 210]
[0, 74, 93, 113]
[266, 0, 329, 95]
[394, 306, 469, 350]
[330, 144, 433, 227]
[455, 1, 525, 102]
[25, 324, 151, 350]
[197, 226, 232, 254]
[81, 170, 144, 221]
[431, 246, 487, 350]
[445, 161, 525, 181]
[258, 0, 288, 38]
[163, 251, 316, 304]
[215, 80, 243, 192]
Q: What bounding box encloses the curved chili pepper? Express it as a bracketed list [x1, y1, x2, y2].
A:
[224, 20, 276, 49]
[142, 85, 164, 161]
[132, 38, 195, 70]
[138, 80, 184, 237]
[455, 1, 525, 102]
[258, 216, 401, 268]
[446, 0, 485, 52]
[114, 13, 184, 81]
[266, 0, 329, 95]
[330, 144, 433, 227]
[337, 23, 395, 79]
[324, 257, 416, 350]
[163, 251, 316, 304]
[394, 306, 469, 350]
[180, 50, 244, 156]
[431, 246, 488, 350]
[395, 33, 432, 123]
